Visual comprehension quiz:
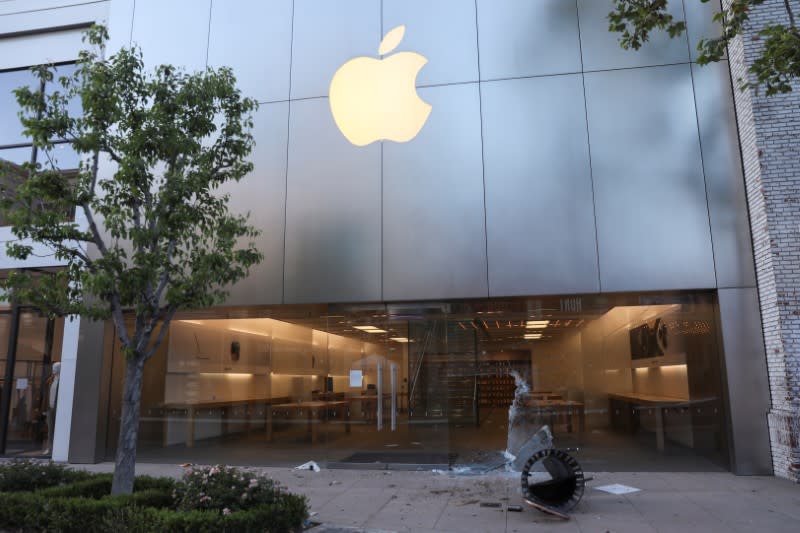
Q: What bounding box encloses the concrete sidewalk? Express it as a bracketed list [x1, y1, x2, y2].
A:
[78, 463, 799, 533]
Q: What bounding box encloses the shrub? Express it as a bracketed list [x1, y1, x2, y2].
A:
[38, 475, 113, 499]
[0, 463, 307, 533]
[173, 464, 307, 517]
[134, 474, 177, 493]
[104, 503, 308, 533]
[0, 460, 93, 492]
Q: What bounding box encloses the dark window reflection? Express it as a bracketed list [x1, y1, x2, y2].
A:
[0, 68, 38, 146]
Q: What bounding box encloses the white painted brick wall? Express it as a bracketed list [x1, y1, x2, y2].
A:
[724, 0, 800, 482]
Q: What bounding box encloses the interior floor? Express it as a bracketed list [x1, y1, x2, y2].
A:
[123, 408, 727, 473]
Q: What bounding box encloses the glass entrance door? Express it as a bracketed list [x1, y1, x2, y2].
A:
[0, 309, 61, 456]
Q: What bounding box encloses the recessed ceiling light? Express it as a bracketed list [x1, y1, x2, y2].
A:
[524, 333, 542, 339]
[390, 337, 412, 343]
[526, 320, 549, 329]
[354, 325, 379, 331]
[366, 329, 387, 333]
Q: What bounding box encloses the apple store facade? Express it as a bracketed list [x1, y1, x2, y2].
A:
[0, 0, 773, 475]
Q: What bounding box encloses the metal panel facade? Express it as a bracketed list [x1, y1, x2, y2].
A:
[692, 61, 756, 289]
[577, 0, 689, 71]
[684, 0, 723, 63]
[476, 0, 581, 80]
[131, 0, 210, 71]
[585, 64, 716, 292]
[383, 0, 478, 87]
[717, 288, 772, 474]
[284, 97, 382, 303]
[382, 83, 486, 301]
[207, 0, 293, 104]
[290, 0, 380, 100]
[221, 102, 289, 307]
[2, 0, 755, 303]
[481, 74, 599, 296]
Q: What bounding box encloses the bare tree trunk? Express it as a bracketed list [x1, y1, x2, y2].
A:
[111, 354, 145, 494]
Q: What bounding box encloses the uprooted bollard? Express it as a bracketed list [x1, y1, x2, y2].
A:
[505, 371, 586, 519]
[511, 425, 553, 472]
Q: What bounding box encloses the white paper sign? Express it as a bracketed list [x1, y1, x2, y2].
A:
[349, 370, 363, 388]
[15, 378, 28, 390]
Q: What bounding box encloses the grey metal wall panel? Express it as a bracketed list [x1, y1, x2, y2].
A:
[290, 0, 380, 100]
[692, 61, 755, 289]
[383, 0, 478, 87]
[207, 0, 293, 103]
[585, 64, 716, 292]
[284, 97, 381, 303]
[717, 288, 772, 475]
[578, 0, 689, 72]
[0, 0, 106, 16]
[131, 0, 210, 70]
[221, 102, 289, 307]
[482, 74, 599, 297]
[67, 319, 106, 463]
[683, 0, 722, 63]
[476, 0, 581, 80]
[0, 2, 107, 32]
[382, 83, 486, 301]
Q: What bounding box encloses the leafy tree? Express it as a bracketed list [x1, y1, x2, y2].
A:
[608, 0, 800, 95]
[0, 26, 262, 494]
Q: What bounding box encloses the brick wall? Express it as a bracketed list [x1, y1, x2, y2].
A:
[724, 0, 800, 481]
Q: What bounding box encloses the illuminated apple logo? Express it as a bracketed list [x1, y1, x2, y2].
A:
[329, 25, 432, 147]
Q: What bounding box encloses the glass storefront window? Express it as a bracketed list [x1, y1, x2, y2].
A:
[1, 63, 81, 227]
[0, 310, 64, 455]
[103, 290, 729, 472]
[0, 68, 38, 146]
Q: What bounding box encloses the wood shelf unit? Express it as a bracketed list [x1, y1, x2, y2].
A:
[476, 359, 529, 408]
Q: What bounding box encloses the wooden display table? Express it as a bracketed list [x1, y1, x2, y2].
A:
[608, 392, 689, 452]
[162, 397, 289, 448]
[266, 400, 350, 443]
[525, 399, 585, 434]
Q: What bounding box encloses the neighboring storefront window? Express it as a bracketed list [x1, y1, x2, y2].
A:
[103, 291, 729, 472]
[0, 64, 80, 226]
[0, 305, 64, 455]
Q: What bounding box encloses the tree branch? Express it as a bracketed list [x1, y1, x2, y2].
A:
[152, 239, 176, 305]
[81, 202, 110, 257]
[785, 0, 797, 29]
[144, 305, 178, 360]
[110, 292, 131, 350]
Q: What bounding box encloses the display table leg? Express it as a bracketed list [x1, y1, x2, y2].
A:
[309, 409, 317, 444]
[186, 407, 195, 448]
[655, 407, 665, 452]
[266, 408, 273, 443]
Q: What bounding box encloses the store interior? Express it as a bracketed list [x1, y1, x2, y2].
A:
[0, 310, 63, 456]
[101, 292, 730, 472]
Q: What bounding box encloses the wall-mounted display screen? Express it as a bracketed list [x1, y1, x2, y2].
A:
[629, 318, 668, 360]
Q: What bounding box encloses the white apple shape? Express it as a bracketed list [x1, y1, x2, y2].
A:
[329, 25, 432, 147]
